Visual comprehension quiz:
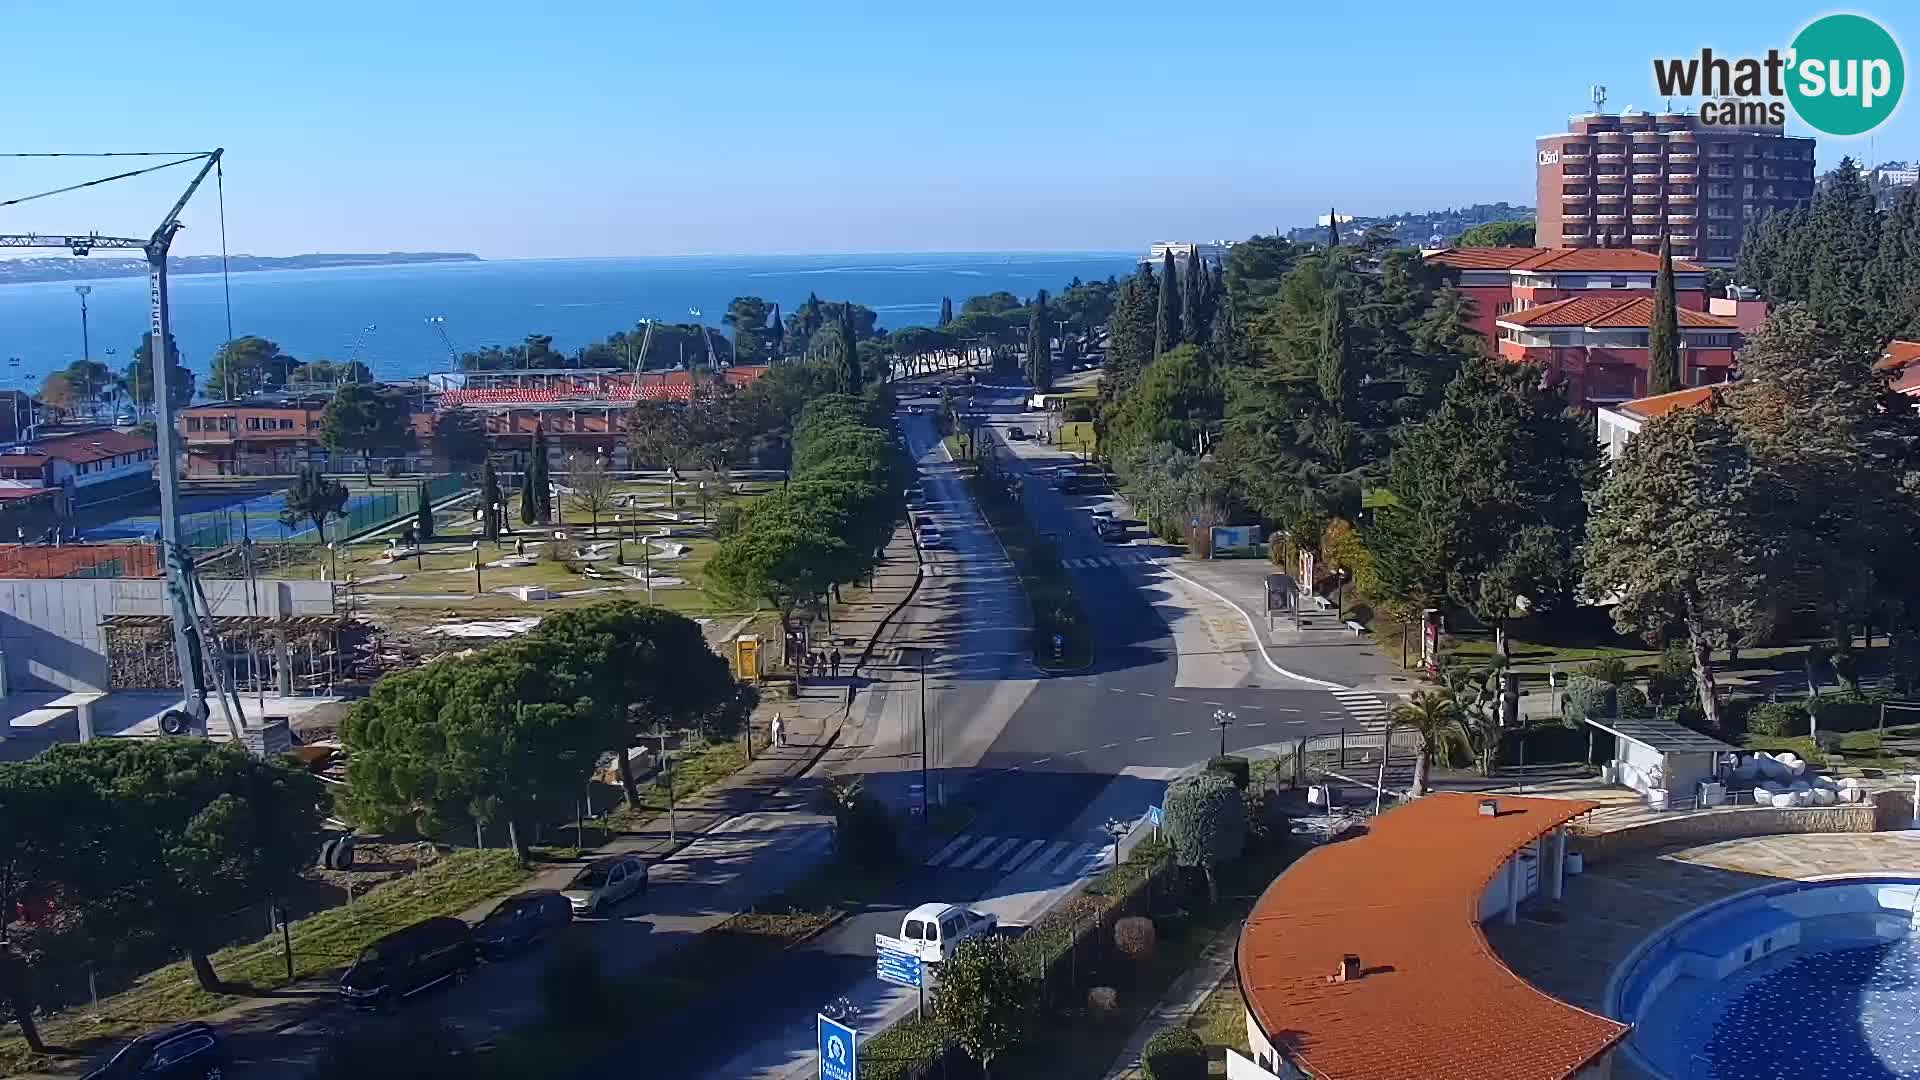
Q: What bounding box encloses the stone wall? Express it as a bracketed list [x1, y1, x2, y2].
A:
[1873, 788, 1916, 831]
[1573, 803, 1878, 865]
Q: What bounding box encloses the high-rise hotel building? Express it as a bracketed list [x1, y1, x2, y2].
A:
[1536, 111, 1815, 267]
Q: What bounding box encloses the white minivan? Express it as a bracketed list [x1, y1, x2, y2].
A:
[888, 902, 998, 964]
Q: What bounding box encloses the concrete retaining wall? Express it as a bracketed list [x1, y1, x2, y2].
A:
[1573, 803, 1878, 865]
[0, 578, 334, 692]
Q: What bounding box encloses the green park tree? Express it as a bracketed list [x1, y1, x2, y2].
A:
[1647, 235, 1681, 395]
[321, 383, 409, 482]
[1103, 345, 1219, 457]
[1182, 251, 1209, 347]
[529, 425, 552, 523]
[1162, 771, 1247, 902]
[1454, 220, 1536, 247]
[1388, 690, 1466, 797]
[939, 296, 953, 326]
[341, 637, 609, 858]
[933, 937, 1034, 1079]
[2, 739, 326, 992]
[125, 332, 194, 412]
[431, 408, 487, 469]
[415, 479, 435, 540]
[209, 336, 297, 398]
[1104, 264, 1159, 397]
[280, 466, 350, 553]
[723, 296, 775, 364]
[480, 459, 504, 542]
[1027, 289, 1052, 390]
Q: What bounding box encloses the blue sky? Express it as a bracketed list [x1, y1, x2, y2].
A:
[0, 1, 1911, 258]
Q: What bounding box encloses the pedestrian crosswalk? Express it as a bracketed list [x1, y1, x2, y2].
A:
[1061, 552, 1158, 570]
[1332, 688, 1391, 730]
[697, 815, 835, 856]
[924, 832, 1112, 877]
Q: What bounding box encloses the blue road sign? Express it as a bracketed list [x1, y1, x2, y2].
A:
[876, 942, 923, 989]
[819, 1014, 858, 1080]
[1147, 805, 1163, 827]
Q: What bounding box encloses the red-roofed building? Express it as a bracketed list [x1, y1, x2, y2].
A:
[0, 429, 158, 505]
[1425, 247, 1710, 348]
[1877, 341, 1920, 397]
[1496, 296, 1740, 408]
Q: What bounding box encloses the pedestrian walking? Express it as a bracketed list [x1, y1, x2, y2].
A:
[830, 648, 843, 679]
[771, 712, 786, 748]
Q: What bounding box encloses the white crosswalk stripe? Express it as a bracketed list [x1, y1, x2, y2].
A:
[923, 834, 1111, 880]
[1332, 688, 1391, 728]
[1063, 553, 1157, 570]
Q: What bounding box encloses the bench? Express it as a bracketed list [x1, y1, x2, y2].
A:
[1310, 595, 1333, 611]
[1344, 620, 1367, 637]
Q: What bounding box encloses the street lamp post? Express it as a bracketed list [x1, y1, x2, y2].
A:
[1213, 708, 1237, 760]
[1101, 817, 1129, 870]
[426, 316, 459, 368]
[472, 540, 482, 594]
[893, 645, 937, 845]
[74, 285, 93, 417]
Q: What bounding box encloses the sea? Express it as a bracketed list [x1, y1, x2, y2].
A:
[0, 252, 1139, 390]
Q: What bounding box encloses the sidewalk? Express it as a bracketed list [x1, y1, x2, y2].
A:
[1155, 556, 1417, 698]
[24, 524, 926, 1079]
[1099, 921, 1241, 1080]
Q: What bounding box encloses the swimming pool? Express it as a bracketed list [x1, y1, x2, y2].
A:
[1612, 876, 1920, 1079]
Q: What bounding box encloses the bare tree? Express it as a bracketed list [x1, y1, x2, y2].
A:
[568, 453, 616, 537]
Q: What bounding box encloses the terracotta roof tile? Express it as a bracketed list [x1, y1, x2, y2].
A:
[1426, 247, 1705, 273]
[1876, 340, 1920, 371]
[1239, 793, 1626, 1080]
[1619, 385, 1722, 419]
[1499, 295, 1738, 330]
[29, 429, 155, 466]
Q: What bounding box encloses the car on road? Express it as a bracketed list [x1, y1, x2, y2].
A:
[917, 525, 943, 547]
[1096, 519, 1127, 542]
[473, 889, 572, 959]
[338, 916, 476, 1011]
[1007, 426, 1027, 440]
[562, 855, 649, 916]
[896, 902, 999, 963]
[907, 404, 922, 414]
[84, 1022, 227, 1080]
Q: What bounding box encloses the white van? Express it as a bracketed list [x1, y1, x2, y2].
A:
[887, 902, 998, 964]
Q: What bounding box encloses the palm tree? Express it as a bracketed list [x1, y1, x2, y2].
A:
[1390, 690, 1467, 798]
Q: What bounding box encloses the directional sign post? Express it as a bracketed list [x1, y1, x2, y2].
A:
[819, 1013, 858, 1080]
[876, 933, 927, 1017]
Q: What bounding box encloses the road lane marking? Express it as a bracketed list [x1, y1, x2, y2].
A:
[1167, 696, 1188, 702]
[1285, 719, 1308, 725]
[1242, 704, 1263, 709]
[1136, 692, 1154, 698]
[1055, 842, 1102, 874]
[1171, 730, 1191, 736]
[967, 837, 1023, 870]
[1135, 736, 1155, 742]
[1108, 687, 1126, 693]
[1033, 840, 1072, 871]
[927, 833, 977, 866]
[1245, 722, 1267, 728]
[1204, 700, 1226, 706]
[1101, 742, 1120, 749]
[942, 834, 1000, 868]
[1002, 838, 1048, 871]
[1067, 749, 1087, 756]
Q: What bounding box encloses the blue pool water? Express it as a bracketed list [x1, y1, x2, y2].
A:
[1616, 877, 1920, 1080]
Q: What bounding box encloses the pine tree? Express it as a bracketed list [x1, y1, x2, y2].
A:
[1107, 266, 1159, 396]
[1326, 207, 1341, 249]
[1155, 249, 1179, 357]
[1647, 234, 1682, 395]
[939, 296, 953, 327]
[1182, 251, 1207, 347]
[1807, 158, 1882, 354]
[1028, 290, 1053, 390]
[1869, 187, 1920, 340]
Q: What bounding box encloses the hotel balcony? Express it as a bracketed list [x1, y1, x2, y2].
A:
[1596, 191, 1627, 204]
[1563, 191, 1592, 203]
[1668, 211, 1698, 223]
[1632, 213, 1664, 225]
[1596, 152, 1627, 164]
[1632, 192, 1664, 204]
[1596, 213, 1629, 225]
[1563, 210, 1592, 221]
[1632, 151, 1665, 164]
[1668, 190, 1698, 202]
[1669, 150, 1698, 162]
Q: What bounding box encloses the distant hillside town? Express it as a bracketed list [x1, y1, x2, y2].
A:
[1283, 202, 1535, 248]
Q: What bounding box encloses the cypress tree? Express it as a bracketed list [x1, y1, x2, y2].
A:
[1326, 207, 1341, 250]
[1647, 235, 1682, 395]
[1318, 287, 1353, 419]
[1182, 250, 1206, 347]
[1028, 290, 1052, 390]
[767, 303, 784, 361]
[518, 462, 537, 526]
[415, 480, 435, 540]
[480, 458, 503, 541]
[939, 296, 953, 326]
[1108, 265, 1158, 395]
[1155, 249, 1179, 357]
[838, 305, 862, 392]
[529, 425, 551, 523]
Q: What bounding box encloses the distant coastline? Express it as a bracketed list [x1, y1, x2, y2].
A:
[0, 251, 482, 286]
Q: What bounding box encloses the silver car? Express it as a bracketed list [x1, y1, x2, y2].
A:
[561, 855, 648, 917]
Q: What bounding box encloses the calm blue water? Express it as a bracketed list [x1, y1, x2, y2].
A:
[0, 252, 1137, 391]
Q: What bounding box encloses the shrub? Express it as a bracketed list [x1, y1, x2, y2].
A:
[1649, 644, 1693, 706]
[1113, 916, 1157, 964]
[1087, 985, 1120, 1017]
[1578, 657, 1629, 686]
[1562, 674, 1616, 723]
[1206, 755, 1250, 789]
[1617, 683, 1652, 719]
[1748, 701, 1809, 738]
[1142, 1026, 1206, 1080]
[540, 935, 612, 1030]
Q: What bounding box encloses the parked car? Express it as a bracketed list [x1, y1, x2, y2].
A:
[1097, 520, 1127, 543]
[473, 889, 572, 959]
[1007, 426, 1027, 440]
[84, 1022, 227, 1080]
[338, 916, 476, 1011]
[896, 903, 998, 964]
[917, 527, 943, 547]
[561, 854, 648, 916]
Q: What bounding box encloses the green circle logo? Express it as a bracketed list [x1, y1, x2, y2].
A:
[1788, 14, 1905, 136]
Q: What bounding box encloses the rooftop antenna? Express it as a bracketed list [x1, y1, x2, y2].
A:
[1590, 84, 1608, 114]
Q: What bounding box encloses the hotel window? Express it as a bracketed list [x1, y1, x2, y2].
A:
[246, 417, 262, 431]
[186, 417, 202, 431]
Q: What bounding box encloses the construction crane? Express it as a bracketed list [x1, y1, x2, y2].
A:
[0, 149, 244, 740]
[628, 319, 657, 375]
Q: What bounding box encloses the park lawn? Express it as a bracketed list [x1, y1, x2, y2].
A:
[1059, 420, 1098, 458]
[1360, 487, 1400, 509]
[601, 733, 765, 829]
[1187, 975, 1250, 1061]
[0, 850, 528, 1076]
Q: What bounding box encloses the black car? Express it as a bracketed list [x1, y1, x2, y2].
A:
[338, 916, 476, 1010]
[473, 889, 572, 959]
[84, 1022, 227, 1080]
